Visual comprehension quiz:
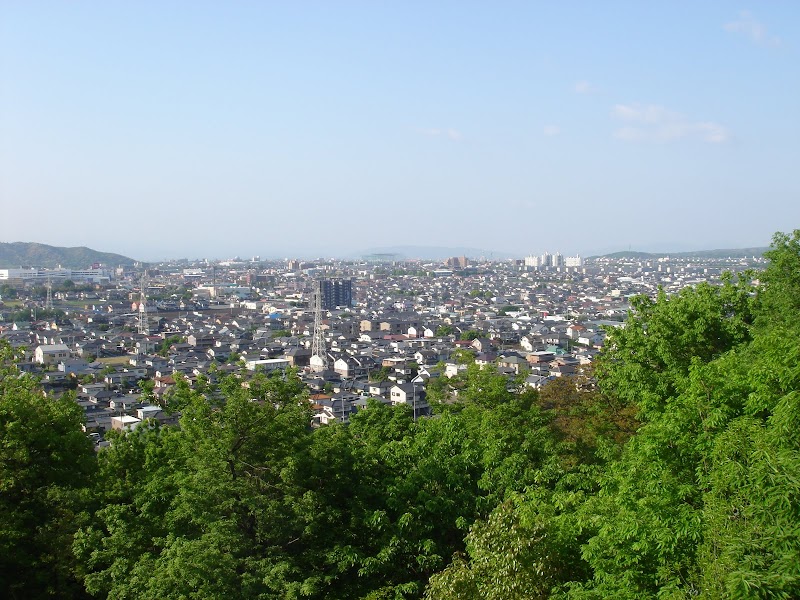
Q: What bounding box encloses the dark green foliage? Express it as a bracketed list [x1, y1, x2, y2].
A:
[756, 230, 800, 330]
[0, 284, 18, 299]
[595, 274, 755, 420]
[156, 335, 183, 356]
[371, 366, 393, 382]
[0, 343, 95, 599]
[67, 365, 561, 599]
[75, 378, 316, 599]
[561, 231, 800, 599]
[5, 307, 67, 323]
[341, 375, 564, 598]
[459, 329, 483, 341]
[435, 324, 454, 336]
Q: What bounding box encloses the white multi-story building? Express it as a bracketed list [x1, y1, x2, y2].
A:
[0, 268, 112, 284]
[525, 251, 581, 269]
[524, 255, 541, 268]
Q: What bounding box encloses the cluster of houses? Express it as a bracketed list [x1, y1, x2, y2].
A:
[0, 252, 762, 441]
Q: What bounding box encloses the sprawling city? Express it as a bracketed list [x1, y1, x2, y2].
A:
[3, 2, 800, 598]
[0, 249, 766, 434]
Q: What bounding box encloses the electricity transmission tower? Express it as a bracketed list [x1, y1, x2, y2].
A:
[45, 276, 53, 311]
[138, 273, 149, 335]
[311, 279, 328, 371]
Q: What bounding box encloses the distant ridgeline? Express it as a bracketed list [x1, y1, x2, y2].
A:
[589, 247, 769, 260]
[0, 242, 136, 269]
[358, 245, 517, 261]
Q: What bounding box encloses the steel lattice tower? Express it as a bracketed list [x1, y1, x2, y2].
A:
[45, 276, 53, 311]
[137, 273, 149, 335]
[311, 280, 328, 370]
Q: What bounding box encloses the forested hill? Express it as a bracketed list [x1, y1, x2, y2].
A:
[2, 232, 800, 599]
[0, 242, 136, 269]
[590, 246, 768, 259]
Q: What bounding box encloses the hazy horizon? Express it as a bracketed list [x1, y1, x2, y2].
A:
[2, 3, 798, 260]
[0, 239, 774, 265]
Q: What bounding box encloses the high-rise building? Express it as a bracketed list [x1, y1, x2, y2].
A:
[445, 256, 469, 269]
[523, 251, 582, 269]
[524, 255, 540, 267]
[318, 278, 353, 310]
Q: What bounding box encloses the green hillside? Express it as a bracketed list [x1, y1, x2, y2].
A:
[0, 242, 136, 269]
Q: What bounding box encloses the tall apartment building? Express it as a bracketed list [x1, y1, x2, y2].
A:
[318, 278, 353, 310]
[523, 252, 582, 269]
[524, 252, 552, 268]
[445, 256, 469, 269]
[524, 255, 541, 268]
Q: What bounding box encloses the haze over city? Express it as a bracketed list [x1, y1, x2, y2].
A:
[1, 2, 798, 260]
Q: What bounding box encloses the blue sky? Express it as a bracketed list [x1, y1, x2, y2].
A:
[1, 2, 798, 260]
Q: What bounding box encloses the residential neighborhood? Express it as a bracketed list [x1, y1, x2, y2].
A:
[0, 251, 765, 442]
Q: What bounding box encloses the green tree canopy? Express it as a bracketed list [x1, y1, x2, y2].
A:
[425, 231, 800, 599]
[0, 342, 95, 599]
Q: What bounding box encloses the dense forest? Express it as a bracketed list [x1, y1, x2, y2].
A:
[2, 231, 800, 600]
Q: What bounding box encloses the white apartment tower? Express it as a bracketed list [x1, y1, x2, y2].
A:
[564, 255, 583, 267]
[524, 252, 582, 269]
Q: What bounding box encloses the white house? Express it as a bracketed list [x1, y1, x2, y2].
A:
[389, 383, 430, 417]
[244, 358, 290, 372]
[444, 362, 468, 378]
[111, 415, 141, 432]
[34, 344, 70, 365]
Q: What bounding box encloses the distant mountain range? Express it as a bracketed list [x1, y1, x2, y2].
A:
[0, 242, 137, 269]
[589, 247, 769, 260]
[357, 245, 516, 261]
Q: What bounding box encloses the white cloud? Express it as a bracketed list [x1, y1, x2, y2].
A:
[417, 127, 463, 142]
[611, 103, 730, 144]
[573, 80, 596, 94]
[543, 125, 561, 137]
[724, 11, 781, 46]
